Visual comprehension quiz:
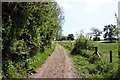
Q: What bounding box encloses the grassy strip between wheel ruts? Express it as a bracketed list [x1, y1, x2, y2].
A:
[59, 40, 119, 78]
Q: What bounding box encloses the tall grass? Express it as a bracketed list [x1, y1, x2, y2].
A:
[60, 39, 119, 78]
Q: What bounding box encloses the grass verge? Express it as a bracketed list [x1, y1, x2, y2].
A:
[2, 41, 57, 78]
[59, 41, 119, 78]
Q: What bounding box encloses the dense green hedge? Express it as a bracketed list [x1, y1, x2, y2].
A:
[2, 2, 64, 78]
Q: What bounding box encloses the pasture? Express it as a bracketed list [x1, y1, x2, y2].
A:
[59, 40, 119, 78]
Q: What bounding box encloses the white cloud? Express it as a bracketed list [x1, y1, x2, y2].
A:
[56, 0, 84, 10]
[84, 0, 119, 13]
[57, 0, 119, 13]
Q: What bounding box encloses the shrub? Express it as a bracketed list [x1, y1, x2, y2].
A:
[95, 60, 113, 74]
[71, 36, 94, 55]
[2, 60, 22, 78]
[88, 55, 100, 64]
[86, 64, 98, 74]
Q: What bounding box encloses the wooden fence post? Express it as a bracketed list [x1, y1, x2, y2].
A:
[110, 50, 112, 63]
[93, 47, 101, 57]
[93, 47, 98, 55]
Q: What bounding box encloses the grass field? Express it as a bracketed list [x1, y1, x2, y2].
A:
[95, 42, 118, 63]
[59, 41, 119, 78]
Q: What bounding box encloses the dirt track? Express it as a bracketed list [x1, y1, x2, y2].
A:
[29, 44, 79, 78]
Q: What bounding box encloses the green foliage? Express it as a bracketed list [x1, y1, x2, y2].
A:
[91, 27, 102, 41]
[88, 55, 100, 64]
[67, 34, 74, 40]
[55, 30, 68, 41]
[118, 39, 120, 58]
[10, 40, 29, 55]
[71, 36, 94, 55]
[60, 40, 118, 78]
[103, 24, 117, 42]
[3, 60, 24, 78]
[61, 36, 67, 41]
[91, 27, 102, 37]
[2, 41, 56, 78]
[2, 1, 64, 78]
[56, 35, 67, 41]
[59, 41, 75, 51]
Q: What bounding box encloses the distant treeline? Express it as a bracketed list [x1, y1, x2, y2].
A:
[56, 34, 74, 41]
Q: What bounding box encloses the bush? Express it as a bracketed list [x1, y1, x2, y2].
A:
[71, 36, 94, 55]
[88, 55, 100, 64]
[86, 64, 98, 74]
[3, 60, 23, 78]
[95, 60, 113, 74]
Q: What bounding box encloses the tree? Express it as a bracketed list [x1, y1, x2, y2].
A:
[56, 29, 63, 41]
[91, 27, 102, 41]
[67, 34, 74, 40]
[85, 32, 93, 40]
[103, 24, 117, 42]
[61, 35, 67, 41]
[2, 2, 64, 78]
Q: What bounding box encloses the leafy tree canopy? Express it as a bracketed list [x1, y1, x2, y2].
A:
[103, 24, 117, 42]
[67, 34, 74, 40]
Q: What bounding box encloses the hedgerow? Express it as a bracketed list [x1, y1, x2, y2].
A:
[2, 2, 64, 78]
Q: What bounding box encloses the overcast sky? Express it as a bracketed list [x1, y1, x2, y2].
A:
[56, 0, 120, 38]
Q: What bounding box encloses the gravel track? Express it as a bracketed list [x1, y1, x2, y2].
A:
[29, 44, 79, 78]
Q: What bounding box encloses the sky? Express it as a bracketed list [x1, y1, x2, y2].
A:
[56, 0, 120, 39]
